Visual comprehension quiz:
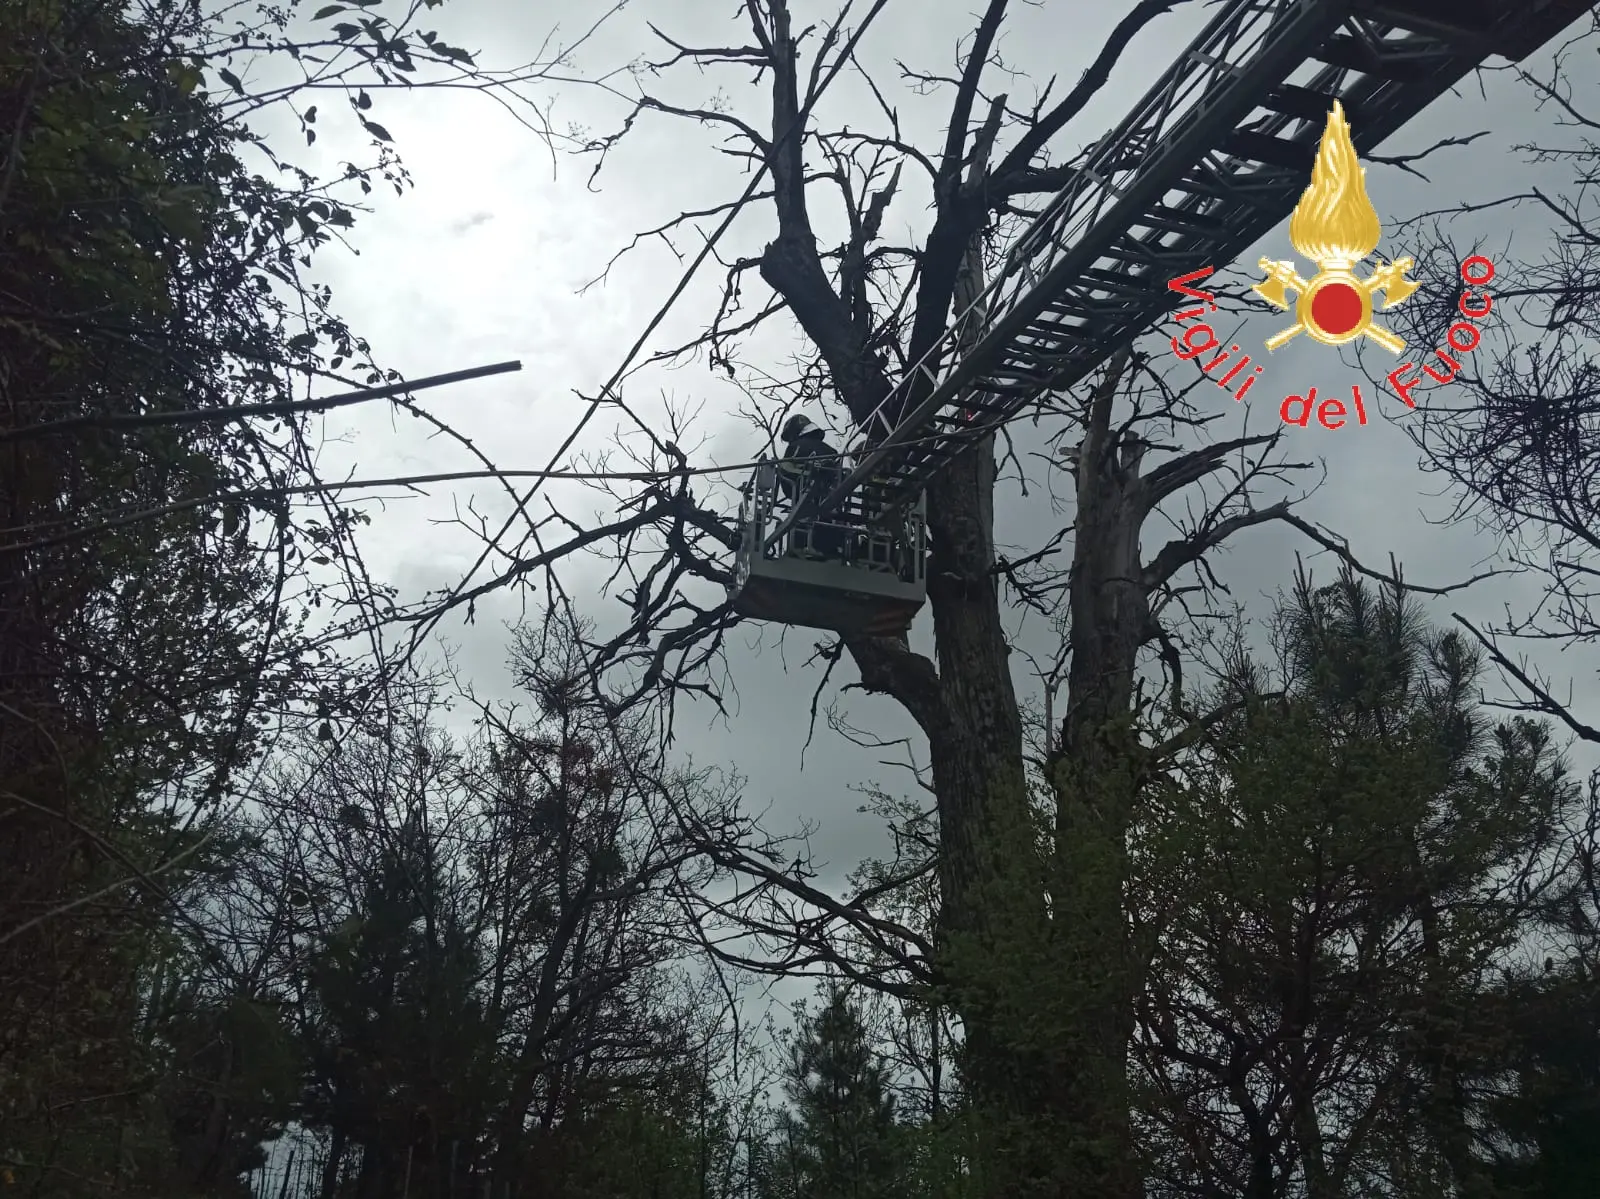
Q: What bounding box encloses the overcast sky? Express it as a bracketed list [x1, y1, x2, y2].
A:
[239, 0, 1600, 957]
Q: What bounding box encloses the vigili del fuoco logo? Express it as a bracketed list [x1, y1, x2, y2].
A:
[1165, 101, 1497, 430]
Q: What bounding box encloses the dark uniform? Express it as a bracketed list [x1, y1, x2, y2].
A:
[777, 415, 847, 559]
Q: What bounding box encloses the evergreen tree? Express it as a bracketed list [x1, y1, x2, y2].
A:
[1484, 968, 1600, 1198]
[296, 802, 501, 1197]
[770, 989, 904, 1199]
[1136, 566, 1589, 1197]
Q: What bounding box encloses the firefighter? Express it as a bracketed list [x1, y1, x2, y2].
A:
[776, 414, 847, 558]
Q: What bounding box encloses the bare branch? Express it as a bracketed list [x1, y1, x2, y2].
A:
[992, 0, 1184, 188]
[1452, 614, 1600, 744]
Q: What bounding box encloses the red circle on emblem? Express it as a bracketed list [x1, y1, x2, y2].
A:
[1310, 281, 1364, 336]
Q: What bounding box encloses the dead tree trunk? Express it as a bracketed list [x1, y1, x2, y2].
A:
[1041, 353, 1154, 1198]
[726, 4, 1293, 1194]
[752, 19, 1136, 1196]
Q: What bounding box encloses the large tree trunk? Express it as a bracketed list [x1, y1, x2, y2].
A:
[863, 213, 1148, 1199]
[898, 358, 1153, 1199]
[751, 10, 1162, 1193]
[872, 365, 1151, 1199]
[919, 443, 1068, 1197]
[1043, 357, 1151, 1199]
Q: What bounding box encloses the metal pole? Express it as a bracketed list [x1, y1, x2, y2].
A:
[2, 360, 525, 441]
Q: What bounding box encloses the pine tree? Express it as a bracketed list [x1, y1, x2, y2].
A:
[1136, 566, 1590, 1196]
[770, 989, 904, 1199]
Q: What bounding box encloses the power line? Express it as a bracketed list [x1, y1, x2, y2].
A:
[0, 431, 980, 554]
[401, 0, 897, 658]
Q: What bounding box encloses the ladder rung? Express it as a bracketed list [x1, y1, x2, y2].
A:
[1221, 129, 1315, 170]
[1313, 33, 1447, 79]
[1140, 203, 1231, 237]
[1079, 267, 1157, 295]
[1262, 83, 1349, 123]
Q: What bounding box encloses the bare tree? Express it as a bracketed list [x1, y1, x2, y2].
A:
[203, 622, 728, 1194]
[1389, 16, 1600, 745]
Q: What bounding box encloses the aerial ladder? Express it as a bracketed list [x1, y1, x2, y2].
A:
[730, 0, 1597, 636]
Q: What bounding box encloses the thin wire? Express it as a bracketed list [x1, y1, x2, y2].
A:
[399, 149, 774, 661]
[2, 418, 997, 555]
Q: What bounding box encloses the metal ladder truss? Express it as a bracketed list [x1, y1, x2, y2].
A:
[790, 0, 1595, 539]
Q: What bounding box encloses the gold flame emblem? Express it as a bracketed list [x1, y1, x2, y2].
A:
[1252, 101, 1418, 352]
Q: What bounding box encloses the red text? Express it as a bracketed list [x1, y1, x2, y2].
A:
[1167, 266, 1265, 404]
[1280, 385, 1369, 430]
[1386, 255, 1495, 407]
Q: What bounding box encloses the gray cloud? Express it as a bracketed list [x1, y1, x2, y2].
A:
[283, 0, 1600, 904]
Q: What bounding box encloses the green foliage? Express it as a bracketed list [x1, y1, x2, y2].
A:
[297, 820, 503, 1192]
[1483, 969, 1600, 1198]
[0, 0, 505, 1189]
[763, 989, 907, 1199]
[547, 1093, 729, 1199]
[1136, 566, 1590, 1197]
[1, 0, 288, 1187]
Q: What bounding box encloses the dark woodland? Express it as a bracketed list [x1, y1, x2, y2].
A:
[2, 1, 1598, 1197]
